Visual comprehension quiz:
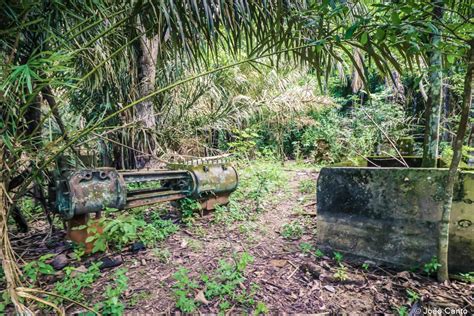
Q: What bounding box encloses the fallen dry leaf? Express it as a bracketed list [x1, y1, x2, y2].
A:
[270, 259, 287, 268]
[70, 265, 87, 278]
[396, 271, 411, 280]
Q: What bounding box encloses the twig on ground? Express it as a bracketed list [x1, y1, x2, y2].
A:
[292, 212, 317, 217]
[287, 266, 299, 279]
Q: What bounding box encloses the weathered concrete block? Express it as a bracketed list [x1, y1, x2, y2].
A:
[317, 167, 473, 272]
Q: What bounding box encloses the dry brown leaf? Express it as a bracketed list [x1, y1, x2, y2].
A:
[270, 259, 287, 268]
[396, 271, 411, 280]
[195, 290, 210, 305]
[71, 265, 87, 277]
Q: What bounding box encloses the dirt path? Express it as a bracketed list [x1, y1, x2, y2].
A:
[119, 168, 317, 313]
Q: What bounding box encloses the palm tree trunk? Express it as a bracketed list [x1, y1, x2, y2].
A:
[136, 31, 159, 128]
[437, 39, 474, 281]
[422, 0, 444, 168]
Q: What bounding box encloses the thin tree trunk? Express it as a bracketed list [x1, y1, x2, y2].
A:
[442, 74, 451, 142]
[42, 85, 68, 138]
[23, 94, 42, 149]
[41, 85, 84, 164]
[437, 39, 474, 282]
[422, 0, 444, 167]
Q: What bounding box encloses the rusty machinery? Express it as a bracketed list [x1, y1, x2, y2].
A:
[49, 159, 238, 248]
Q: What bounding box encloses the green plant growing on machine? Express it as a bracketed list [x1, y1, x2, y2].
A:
[213, 201, 248, 226]
[86, 214, 178, 253]
[179, 198, 202, 222]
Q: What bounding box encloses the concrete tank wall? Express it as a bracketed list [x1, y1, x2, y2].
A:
[316, 167, 473, 272]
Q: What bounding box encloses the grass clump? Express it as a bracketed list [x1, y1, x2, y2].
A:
[281, 221, 304, 240]
[299, 242, 314, 254]
[298, 179, 315, 194]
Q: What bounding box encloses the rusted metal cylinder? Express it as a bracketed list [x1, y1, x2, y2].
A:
[50, 168, 126, 219]
[188, 164, 238, 199]
[50, 163, 238, 216]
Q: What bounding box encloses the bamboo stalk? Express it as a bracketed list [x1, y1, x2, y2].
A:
[0, 141, 30, 313]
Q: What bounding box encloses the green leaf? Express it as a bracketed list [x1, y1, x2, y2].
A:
[391, 12, 401, 25]
[344, 24, 358, 39]
[85, 236, 96, 243]
[375, 29, 385, 41]
[447, 55, 455, 64]
[72, 224, 88, 230]
[25, 71, 33, 94]
[92, 239, 106, 253]
[2, 135, 14, 153]
[360, 32, 368, 45]
[400, 6, 412, 14]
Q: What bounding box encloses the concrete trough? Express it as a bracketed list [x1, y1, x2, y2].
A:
[316, 163, 474, 273]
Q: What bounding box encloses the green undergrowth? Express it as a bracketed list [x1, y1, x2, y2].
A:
[281, 221, 304, 240]
[178, 198, 203, 226]
[172, 252, 266, 314]
[298, 178, 316, 194]
[15, 258, 128, 314]
[86, 212, 178, 253]
[212, 159, 287, 226]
